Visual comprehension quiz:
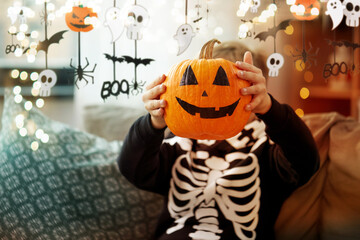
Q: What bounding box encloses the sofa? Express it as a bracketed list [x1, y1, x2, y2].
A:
[0, 88, 359, 239]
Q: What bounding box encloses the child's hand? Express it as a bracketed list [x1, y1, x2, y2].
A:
[142, 74, 167, 129]
[236, 51, 272, 115]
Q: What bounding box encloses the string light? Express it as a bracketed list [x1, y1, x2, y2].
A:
[11, 69, 20, 79]
[295, 108, 305, 118]
[300, 87, 310, 99]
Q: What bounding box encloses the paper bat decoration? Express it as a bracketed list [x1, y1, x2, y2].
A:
[37, 30, 68, 53]
[255, 19, 291, 42]
[326, 39, 360, 49]
[104, 53, 124, 63]
[122, 55, 154, 67]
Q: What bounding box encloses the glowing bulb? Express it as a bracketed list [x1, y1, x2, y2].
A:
[14, 48, 23, 57]
[14, 94, 23, 103]
[19, 24, 28, 32]
[214, 27, 223, 36]
[295, 108, 304, 118]
[20, 71, 28, 81]
[259, 15, 267, 23]
[287, 0, 296, 5]
[21, 39, 30, 48]
[11, 69, 20, 79]
[35, 129, 44, 139]
[33, 82, 41, 90]
[300, 87, 310, 99]
[30, 72, 39, 81]
[15, 114, 25, 128]
[41, 134, 49, 143]
[8, 26, 17, 34]
[24, 101, 33, 111]
[284, 25, 294, 35]
[27, 54, 36, 63]
[13, 86, 21, 95]
[311, 8, 319, 16]
[268, 3, 277, 12]
[31, 141, 39, 151]
[48, 13, 56, 21]
[31, 88, 40, 97]
[16, 32, 25, 41]
[19, 128, 28, 137]
[36, 98, 44, 108]
[304, 71, 314, 83]
[47, 3, 55, 11]
[31, 31, 39, 39]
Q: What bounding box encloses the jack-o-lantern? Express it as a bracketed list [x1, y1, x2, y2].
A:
[160, 39, 252, 140]
[291, 0, 321, 21]
[65, 6, 98, 32]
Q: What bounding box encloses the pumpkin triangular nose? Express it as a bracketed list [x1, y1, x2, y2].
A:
[202, 91, 208, 97]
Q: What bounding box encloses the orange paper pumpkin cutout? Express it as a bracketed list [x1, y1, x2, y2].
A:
[292, 0, 321, 21]
[65, 6, 98, 32]
[160, 39, 252, 140]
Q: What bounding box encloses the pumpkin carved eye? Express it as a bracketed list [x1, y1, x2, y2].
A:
[213, 66, 230, 86]
[180, 65, 198, 86]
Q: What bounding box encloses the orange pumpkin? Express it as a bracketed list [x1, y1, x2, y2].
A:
[291, 0, 320, 21]
[160, 39, 252, 140]
[65, 6, 98, 32]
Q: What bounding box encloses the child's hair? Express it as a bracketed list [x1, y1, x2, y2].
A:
[212, 41, 267, 76]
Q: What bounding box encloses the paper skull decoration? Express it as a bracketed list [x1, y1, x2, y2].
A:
[160, 39, 252, 140]
[267, 53, 284, 77]
[291, 0, 321, 21]
[125, 5, 149, 40]
[37, 69, 57, 97]
[343, 0, 360, 27]
[65, 6, 98, 32]
[250, 0, 261, 13]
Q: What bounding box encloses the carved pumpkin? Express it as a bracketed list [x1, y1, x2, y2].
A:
[65, 6, 98, 32]
[160, 39, 252, 140]
[291, 0, 321, 21]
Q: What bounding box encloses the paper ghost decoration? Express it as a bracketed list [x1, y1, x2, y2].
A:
[174, 23, 196, 56]
[7, 5, 34, 25]
[37, 69, 57, 97]
[325, 0, 345, 30]
[267, 53, 284, 77]
[343, 0, 360, 27]
[125, 5, 150, 40]
[104, 7, 125, 43]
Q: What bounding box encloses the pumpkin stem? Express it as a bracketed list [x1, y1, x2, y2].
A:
[199, 39, 221, 59]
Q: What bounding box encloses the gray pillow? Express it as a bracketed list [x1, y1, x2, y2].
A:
[83, 105, 146, 141]
[0, 89, 163, 240]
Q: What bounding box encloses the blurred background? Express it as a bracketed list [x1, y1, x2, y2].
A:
[0, 0, 359, 131]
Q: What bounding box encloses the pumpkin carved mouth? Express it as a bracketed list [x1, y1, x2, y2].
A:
[176, 97, 240, 119]
[70, 23, 92, 28]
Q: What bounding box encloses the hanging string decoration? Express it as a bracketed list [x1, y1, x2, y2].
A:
[65, 5, 98, 89]
[6, 1, 38, 62]
[288, 1, 320, 71]
[174, 0, 196, 56]
[343, 0, 360, 27]
[101, 0, 129, 101]
[255, 0, 290, 77]
[36, 1, 68, 97]
[325, 0, 345, 30]
[323, 39, 352, 79]
[121, 1, 154, 96]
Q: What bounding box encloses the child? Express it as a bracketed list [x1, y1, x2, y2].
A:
[118, 41, 319, 240]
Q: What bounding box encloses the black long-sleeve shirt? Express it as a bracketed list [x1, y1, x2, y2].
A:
[118, 96, 319, 240]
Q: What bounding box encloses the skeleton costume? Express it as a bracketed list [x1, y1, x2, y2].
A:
[118, 95, 319, 240]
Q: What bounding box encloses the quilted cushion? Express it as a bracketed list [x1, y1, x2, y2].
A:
[0, 89, 163, 240]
